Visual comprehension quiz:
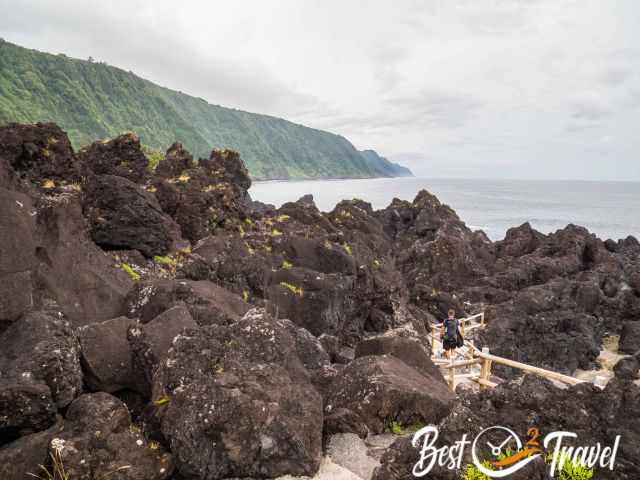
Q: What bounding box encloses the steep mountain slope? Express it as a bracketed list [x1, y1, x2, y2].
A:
[0, 40, 412, 180]
[359, 149, 413, 177]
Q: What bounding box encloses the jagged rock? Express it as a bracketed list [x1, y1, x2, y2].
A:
[274, 235, 356, 275]
[155, 142, 193, 179]
[0, 419, 63, 479]
[78, 316, 138, 393]
[193, 198, 409, 345]
[326, 433, 380, 480]
[32, 195, 133, 326]
[614, 354, 639, 380]
[78, 132, 148, 183]
[192, 233, 272, 298]
[128, 305, 198, 394]
[0, 311, 82, 408]
[379, 190, 494, 317]
[125, 279, 250, 325]
[496, 222, 544, 258]
[328, 200, 408, 333]
[278, 318, 337, 396]
[325, 355, 455, 435]
[492, 225, 605, 292]
[249, 199, 277, 214]
[266, 267, 357, 337]
[620, 321, 640, 354]
[355, 329, 441, 381]
[0, 122, 80, 188]
[152, 308, 323, 479]
[296, 194, 316, 208]
[1, 178, 132, 328]
[204, 148, 251, 191]
[52, 392, 173, 479]
[605, 238, 620, 253]
[324, 408, 369, 439]
[281, 318, 331, 370]
[0, 270, 33, 326]
[320, 334, 354, 364]
[278, 196, 335, 231]
[152, 148, 251, 243]
[83, 174, 182, 257]
[576, 281, 602, 313]
[0, 382, 56, 446]
[0, 188, 36, 325]
[480, 304, 601, 377]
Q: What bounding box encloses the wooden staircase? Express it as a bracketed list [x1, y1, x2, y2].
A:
[430, 313, 589, 391]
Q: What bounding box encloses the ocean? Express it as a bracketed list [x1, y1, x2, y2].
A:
[249, 177, 640, 242]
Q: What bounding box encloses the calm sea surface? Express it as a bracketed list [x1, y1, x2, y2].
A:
[249, 177, 640, 241]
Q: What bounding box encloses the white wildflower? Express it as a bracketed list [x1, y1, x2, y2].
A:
[51, 438, 66, 452]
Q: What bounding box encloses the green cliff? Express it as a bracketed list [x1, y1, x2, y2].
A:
[0, 40, 412, 180]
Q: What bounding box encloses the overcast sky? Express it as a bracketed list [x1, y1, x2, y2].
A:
[1, 0, 639, 180]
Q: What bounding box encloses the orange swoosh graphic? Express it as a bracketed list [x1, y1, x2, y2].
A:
[491, 447, 543, 467]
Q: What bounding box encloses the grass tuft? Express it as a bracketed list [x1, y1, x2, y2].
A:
[121, 263, 140, 281]
[153, 255, 176, 266]
[153, 395, 171, 406]
[280, 281, 303, 296]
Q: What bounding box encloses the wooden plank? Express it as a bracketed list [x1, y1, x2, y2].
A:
[472, 377, 498, 388]
[465, 324, 485, 332]
[441, 358, 482, 369]
[467, 341, 481, 354]
[473, 350, 585, 386]
[453, 373, 478, 380]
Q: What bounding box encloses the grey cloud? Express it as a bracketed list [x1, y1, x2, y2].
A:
[598, 68, 633, 86]
[370, 44, 408, 91]
[0, 0, 318, 117]
[1, 0, 639, 180]
[569, 92, 611, 121]
[311, 88, 483, 135]
[389, 88, 484, 128]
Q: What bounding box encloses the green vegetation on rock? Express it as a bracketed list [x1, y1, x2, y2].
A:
[0, 39, 412, 180]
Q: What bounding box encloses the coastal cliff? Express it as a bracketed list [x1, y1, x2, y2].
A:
[0, 40, 412, 181]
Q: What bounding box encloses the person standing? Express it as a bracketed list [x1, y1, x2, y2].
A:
[441, 309, 460, 359]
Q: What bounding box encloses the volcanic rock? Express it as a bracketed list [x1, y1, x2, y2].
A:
[151, 308, 323, 479]
[51, 392, 173, 479]
[326, 355, 455, 435]
[83, 174, 182, 257]
[78, 132, 148, 183]
[0, 311, 82, 408]
[78, 316, 138, 393]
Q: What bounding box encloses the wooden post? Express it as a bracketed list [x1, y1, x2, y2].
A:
[448, 356, 455, 391]
[461, 317, 465, 337]
[480, 312, 485, 326]
[479, 347, 492, 389]
[431, 325, 437, 358]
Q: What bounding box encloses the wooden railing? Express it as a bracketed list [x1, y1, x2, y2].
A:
[431, 312, 587, 391]
[472, 347, 586, 387]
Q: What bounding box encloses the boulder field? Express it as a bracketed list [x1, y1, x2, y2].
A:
[0, 122, 638, 479]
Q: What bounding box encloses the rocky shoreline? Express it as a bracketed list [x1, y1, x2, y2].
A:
[0, 122, 638, 479]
